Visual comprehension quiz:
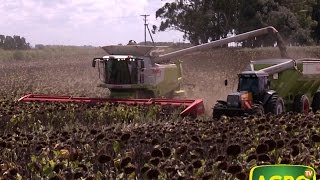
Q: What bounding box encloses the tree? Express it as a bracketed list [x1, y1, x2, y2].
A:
[4, 36, 15, 50]
[155, 0, 317, 46]
[155, 0, 238, 44]
[277, 0, 317, 45]
[237, 0, 313, 46]
[0, 35, 31, 50]
[13, 35, 21, 49]
[0, 35, 4, 49]
[312, 0, 320, 43]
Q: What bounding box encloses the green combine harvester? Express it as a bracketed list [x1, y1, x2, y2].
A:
[91, 26, 286, 100]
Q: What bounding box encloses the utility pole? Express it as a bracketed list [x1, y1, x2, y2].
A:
[140, 14, 150, 45]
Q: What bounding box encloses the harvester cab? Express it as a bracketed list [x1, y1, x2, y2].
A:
[91, 42, 183, 98]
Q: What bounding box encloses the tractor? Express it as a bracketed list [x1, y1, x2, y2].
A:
[212, 58, 320, 119]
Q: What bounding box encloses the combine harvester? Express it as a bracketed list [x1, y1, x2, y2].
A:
[19, 26, 290, 118]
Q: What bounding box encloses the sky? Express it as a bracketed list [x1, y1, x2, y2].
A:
[0, 0, 186, 46]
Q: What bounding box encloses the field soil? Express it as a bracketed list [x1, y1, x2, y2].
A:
[1, 46, 320, 114]
[1, 46, 320, 179]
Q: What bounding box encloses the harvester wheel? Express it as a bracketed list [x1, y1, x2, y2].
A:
[212, 102, 226, 120]
[252, 104, 264, 116]
[311, 92, 320, 113]
[267, 94, 285, 115]
[293, 94, 310, 114]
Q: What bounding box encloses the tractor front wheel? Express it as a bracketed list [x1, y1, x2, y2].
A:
[293, 94, 310, 114]
[252, 104, 264, 116]
[267, 94, 285, 115]
[212, 102, 226, 120]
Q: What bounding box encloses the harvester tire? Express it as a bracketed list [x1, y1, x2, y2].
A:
[311, 92, 320, 113]
[252, 104, 264, 116]
[293, 94, 310, 114]
[266, 94, 285, 115]
[212, 103, 226, 120]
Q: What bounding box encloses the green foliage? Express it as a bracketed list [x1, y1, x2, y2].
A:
[0, 34, 30, 50]
[155, 0, 320, 45]
[12, 51, 24, 61]
[155, 0, 238, 44]
[311, 0, 320, 43]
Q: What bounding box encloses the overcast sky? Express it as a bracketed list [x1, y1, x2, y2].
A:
[0, 0, 185, 46]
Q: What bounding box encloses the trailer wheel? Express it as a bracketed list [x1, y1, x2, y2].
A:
[267, 94, 285, 115]
[252, 104, 264, 116]
[293, 94, 310, 114]
[212, 103, 226, 120]
[312, 92, 320, 113]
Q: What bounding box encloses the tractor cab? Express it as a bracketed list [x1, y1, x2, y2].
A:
[224, 71, 270, 110]
[237, 71, 270, 97]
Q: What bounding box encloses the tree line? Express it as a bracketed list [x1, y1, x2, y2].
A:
[154, 0, 320, 47]
[0, 35, 31, 50]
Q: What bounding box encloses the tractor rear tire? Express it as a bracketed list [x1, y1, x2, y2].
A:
[252, 104, 264, 116]
[312, 92, 320, 113]
[293, 94, 310, 114]
[266, 94, 285, 115]
[212, 102, 226, 120]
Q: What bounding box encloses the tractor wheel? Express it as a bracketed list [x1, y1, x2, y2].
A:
[252, 104, 264, 116]
[293, 94, 310, 114]
[212, 102, 226, 120]
[311, 92, 320, 113]
[266, 94, 285, 115]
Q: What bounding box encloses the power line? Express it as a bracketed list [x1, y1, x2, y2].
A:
[140, 14, 155, 46]
[140, 14, 150, 45]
